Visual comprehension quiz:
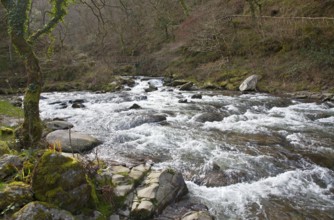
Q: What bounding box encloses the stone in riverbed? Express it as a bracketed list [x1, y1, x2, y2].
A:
[191, 94, 202, 99]
[46, 130, 101, 153]
[193, 112, 226, 123]
[181, 211, 213, 220]
[129, 103, 142, 110]
[130, 169, 188, 219]
[239, 75, 259, 92]
[179, 82, 194, 91]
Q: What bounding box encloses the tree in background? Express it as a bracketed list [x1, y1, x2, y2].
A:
[0, 0, 72, 148]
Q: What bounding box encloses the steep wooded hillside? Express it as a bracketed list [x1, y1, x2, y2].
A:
[1, 0, 333, 93]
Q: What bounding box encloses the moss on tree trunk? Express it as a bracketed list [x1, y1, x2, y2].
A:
[11, 35, 43, 148]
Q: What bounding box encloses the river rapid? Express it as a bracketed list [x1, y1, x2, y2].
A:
[39, 78, 334, 220]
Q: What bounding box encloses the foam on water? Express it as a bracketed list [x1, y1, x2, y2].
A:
[39, 78, 334, 219]
[187, 166, 334, 219]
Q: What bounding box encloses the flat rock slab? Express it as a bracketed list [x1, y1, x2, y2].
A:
[46, 130, 101, 153]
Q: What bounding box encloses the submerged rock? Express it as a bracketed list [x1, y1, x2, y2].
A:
[32, 152, 94, 213]
[46, 130, 101, 153]
[12, 201, 75, 220]
[239, 75, 259, 92]
[0, 182, 33, 214]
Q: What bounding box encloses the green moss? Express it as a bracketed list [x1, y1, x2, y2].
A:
[32, 151, 94, 213]
[0, 100, 23, 118]
[86, 175, 99, 205]
[0, 141, 10, 156]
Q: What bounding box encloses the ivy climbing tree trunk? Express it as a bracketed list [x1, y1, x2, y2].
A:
[1, 0, 72, 148]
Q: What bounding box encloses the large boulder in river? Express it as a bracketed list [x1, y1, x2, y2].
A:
[46, 130, 101, 153]
[32, 152, 94, 213]
[131, 169, 188, 220]
[12, 201, 75, 220]
[239, 75, 259, 92]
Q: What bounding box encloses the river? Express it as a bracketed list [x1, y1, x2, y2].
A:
[39, 78, 334, 219]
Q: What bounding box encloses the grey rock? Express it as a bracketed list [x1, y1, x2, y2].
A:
[193, 112, 226, 123]
[239, 75, 259, 92]
[191, 94, 202, 99]
[46, 120, 74, 131]
[46, 130, 101, 153]
[129, 103, 142, 110]
[181, 211, 213, 220]
[145, 82, 158, 92]
[72, 103, 85, 108]
[137, 183, 159, 199]
[131, 169, 188, 219]
[111, 165, 130, 174]
[178, 99, 188, 103]
[114, 184, 134, 197]
[0, 154, 23, 180]
[12, 201, 75, 220]
[109, 215, 120, 220]
[179, 82, 194, 91]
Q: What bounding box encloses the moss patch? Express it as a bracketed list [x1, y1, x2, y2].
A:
[32, 151, 95, 214]
[0, 100, 23, 118]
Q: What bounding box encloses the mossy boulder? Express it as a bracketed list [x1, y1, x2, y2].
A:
[0, 182, 33, 215]
[31, 151, 94, 213]
[0, 127, 14, 136]
[12, 201, 75, 220]
[0, 154, 23, 180]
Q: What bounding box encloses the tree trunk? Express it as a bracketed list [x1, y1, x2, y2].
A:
[11, 35, 43, 148]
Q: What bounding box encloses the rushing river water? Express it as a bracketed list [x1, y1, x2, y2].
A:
[39, 78, 334, 219]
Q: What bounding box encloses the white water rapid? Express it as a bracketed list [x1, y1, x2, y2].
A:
[39, 78, 334, 219]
